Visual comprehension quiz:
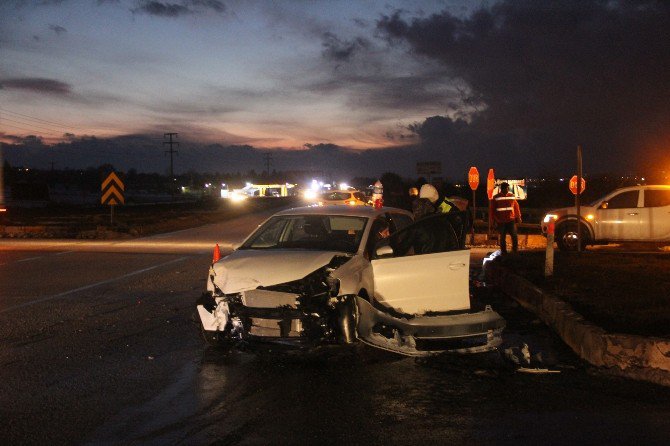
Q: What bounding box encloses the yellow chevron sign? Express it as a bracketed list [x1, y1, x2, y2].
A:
[101, 172, 125, 205]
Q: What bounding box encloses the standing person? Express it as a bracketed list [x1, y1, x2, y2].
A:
[489, 182, 522, 254]
[418, 184, 458, 214]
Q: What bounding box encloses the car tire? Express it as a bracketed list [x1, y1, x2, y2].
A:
[556, 221, 590, 251]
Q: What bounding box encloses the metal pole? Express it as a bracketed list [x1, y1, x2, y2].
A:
[576, 145, 583, 252]
[471, 189, 476, 245]
[545, 221, 555, 277]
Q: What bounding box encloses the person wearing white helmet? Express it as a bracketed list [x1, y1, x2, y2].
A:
[419, 184, 457, 214]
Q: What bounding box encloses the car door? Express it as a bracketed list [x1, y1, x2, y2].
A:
[370, 213, 470, 315]
[643, 188, 670, 240]
[596, 190, 642, 240]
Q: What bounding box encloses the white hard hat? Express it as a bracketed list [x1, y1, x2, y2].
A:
[419, 184, 439, 204]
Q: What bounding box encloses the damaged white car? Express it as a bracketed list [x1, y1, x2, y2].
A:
[197, 206, 505, 356]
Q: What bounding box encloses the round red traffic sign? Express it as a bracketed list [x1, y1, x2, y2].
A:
[468, 167, 479, 191]
[486, 168, 495, 200]
[569, 175, 586, 195]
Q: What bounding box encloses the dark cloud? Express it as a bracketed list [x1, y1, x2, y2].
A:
[377, 0, 670, 175]
[2, 133, 420, 178]
[321, 32, 369, 62]
[49, 24, 67, 35]
[131, 0, 225, 17]
[0, 77, 71, 95]
[132, 1, 191, 17]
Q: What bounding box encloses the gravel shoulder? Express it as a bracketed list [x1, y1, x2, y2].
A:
[495, 250, 670, 339]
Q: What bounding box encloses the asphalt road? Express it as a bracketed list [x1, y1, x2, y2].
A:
[2, 208, 670, 445]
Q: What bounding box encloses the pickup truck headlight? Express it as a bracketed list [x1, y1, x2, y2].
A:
[543, 214, 558, 223]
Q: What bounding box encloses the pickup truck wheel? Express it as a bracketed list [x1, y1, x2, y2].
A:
[556, 221, 590, 251]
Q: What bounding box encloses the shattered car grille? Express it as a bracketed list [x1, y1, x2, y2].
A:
[249, 317, 303, 337]
[242, 289, 299, 309]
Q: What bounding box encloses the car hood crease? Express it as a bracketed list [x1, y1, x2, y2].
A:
[212, 249, 348, 294]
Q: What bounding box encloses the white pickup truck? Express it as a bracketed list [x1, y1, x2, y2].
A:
[541, 185, 670, 250]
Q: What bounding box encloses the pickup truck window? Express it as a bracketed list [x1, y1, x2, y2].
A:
[644, 190, 670, 208]
[606, 191, 639, 209]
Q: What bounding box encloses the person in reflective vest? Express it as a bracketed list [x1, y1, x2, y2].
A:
[489, 182, 522, 253]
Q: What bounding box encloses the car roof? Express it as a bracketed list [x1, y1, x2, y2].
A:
[275, 205, 411, 218]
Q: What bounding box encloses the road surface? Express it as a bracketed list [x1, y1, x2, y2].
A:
[1, 209, 670, 445]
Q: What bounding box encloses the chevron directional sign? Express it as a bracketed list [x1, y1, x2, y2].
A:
[101, 171, 125, 205]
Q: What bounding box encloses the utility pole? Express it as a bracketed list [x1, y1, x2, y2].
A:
[163, 133, 179, 200]
[263, 152, 272, 178]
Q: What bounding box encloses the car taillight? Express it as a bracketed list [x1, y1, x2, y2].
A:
[347, 200, 356, 205]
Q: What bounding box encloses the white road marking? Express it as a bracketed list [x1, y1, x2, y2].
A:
[0, 250, 75, 266]
[0, 256, 190, 314]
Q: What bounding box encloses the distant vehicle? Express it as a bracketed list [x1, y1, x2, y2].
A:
[541, 185, 670, 250]
[317, 189, 367, 206]
[197, 205, 505, 356]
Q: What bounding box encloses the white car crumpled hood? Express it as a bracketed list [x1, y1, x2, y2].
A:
[211, 249, 348, 294]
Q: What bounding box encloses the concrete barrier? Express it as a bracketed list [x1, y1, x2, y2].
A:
[487, 261, 670, 387]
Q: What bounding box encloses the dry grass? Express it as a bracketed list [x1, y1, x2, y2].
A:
[498, 251, 670, 338]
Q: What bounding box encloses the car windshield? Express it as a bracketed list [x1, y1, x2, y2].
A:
[240, 215, 368, 253]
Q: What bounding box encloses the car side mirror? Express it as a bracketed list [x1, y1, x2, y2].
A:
[599, 202, 608, 209]
[375, 245, 394, 258]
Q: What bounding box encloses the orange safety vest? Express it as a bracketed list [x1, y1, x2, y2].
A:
[490, 192, 521, 224]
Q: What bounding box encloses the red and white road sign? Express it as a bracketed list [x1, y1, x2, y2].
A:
[486, 169, 495, 200]
[468, 167, 479, 191]
[569, 175, 586, 195]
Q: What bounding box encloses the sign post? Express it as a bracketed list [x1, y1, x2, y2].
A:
[468, 167, 479, 245]
[101, 171, 125, 225]
[416, 161, 442, 184]
[486, 168, 495, 238]
[544, 221, 555, 277]
[576, 145, 583, 252]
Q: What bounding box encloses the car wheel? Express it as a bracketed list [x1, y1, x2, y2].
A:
[556, 221, 590, 251]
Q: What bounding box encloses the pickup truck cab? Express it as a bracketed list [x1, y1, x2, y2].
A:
[541, 185, 670, 250]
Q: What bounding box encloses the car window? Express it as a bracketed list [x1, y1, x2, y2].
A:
[605, 191, 639, 209]
[241, 215, 367, 253]
[644, 190, 670, 207]
[366, 217, 391, 257]
[389, 213, 413, 231]
[353, 192, 366, 201]
[244, 217, 288, 248]
[376, 212, 463, 258]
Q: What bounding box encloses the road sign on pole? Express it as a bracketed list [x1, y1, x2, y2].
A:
[468, 167, 480, 191]
[486, 169, 495, 200]
[468, 167, 479, 245]
[486, 168, 495, 237]
[569, 175, 586, 195]
[101, 172, 125, 225]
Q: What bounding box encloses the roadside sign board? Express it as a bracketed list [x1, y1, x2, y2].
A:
[492, 179, 527, 200]
[486, 168, 495, 200]
[468, 167, 479, 190]
[416, 161, 442, 176]
[101, 171, 125, 205]
[569, 175, 586, 195]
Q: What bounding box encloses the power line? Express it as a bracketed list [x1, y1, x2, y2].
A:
[1, 116, 68, 134]
[164, 132, 179, 200]
[0, 107, 91, 132]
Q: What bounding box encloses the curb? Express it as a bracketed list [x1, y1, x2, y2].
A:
[487, 262, 670, 387]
